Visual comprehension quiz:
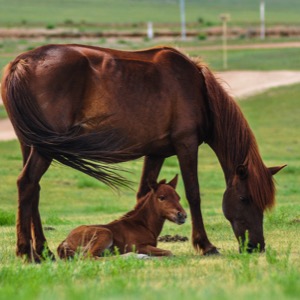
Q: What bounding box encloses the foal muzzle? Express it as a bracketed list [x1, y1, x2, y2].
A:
[175, 211, 187, 225]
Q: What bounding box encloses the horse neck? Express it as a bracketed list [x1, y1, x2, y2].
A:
[192, 61, 275, 210]
[203, 69, 263, 184]
[205, 89, 277, 210]
[129, 193, 165, 238]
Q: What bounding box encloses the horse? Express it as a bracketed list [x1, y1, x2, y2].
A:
[1, 44, 285, 262]
[57, 175, 186, 259]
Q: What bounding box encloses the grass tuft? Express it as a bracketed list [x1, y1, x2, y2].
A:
[0, 210, 15, 226]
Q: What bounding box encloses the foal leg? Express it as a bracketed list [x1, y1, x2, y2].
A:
[58, 226, 113, 259]
[137, 155, 164, 199]
[175, 138, 219, 255]
[17, 145, 52, 262]
[85, 228, 113, 258]
[138, 245, 173, 257]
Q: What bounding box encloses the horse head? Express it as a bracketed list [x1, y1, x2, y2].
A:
[222, 164, 286, 253]
[149, 175, 187, 225]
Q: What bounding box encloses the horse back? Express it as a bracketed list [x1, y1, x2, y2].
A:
[2, 44, 209, 153]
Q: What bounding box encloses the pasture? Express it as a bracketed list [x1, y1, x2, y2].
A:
[1, 1, 300, 297]
[0, 0, 300, 26]
[0, 82, 299, 299]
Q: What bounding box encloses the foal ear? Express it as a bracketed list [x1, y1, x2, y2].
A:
[268, 164, 287, 176]
[236, 165, 248, 180]
[168, 174, 178, 189]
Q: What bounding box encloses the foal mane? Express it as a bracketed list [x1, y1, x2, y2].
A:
[118, 179, 167, 220]
[119, 194, 151, 220]
[192, 58, 275, 211]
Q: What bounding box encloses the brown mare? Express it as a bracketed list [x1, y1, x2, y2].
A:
[57, 175, 186, 259]
[1, 44, 285, 262]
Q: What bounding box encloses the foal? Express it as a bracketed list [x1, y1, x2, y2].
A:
[57, 175, 187, 259]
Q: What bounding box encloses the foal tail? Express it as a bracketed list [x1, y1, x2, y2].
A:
[1, 58, 132, 188]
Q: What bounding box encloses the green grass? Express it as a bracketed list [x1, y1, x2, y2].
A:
[189, 47, 300, 71]
[0, 80, 299, 299]
[0, 0, 300, 26]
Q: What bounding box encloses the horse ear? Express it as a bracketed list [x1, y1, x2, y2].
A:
[268, 164, 287, 176]
[236, 165, 248, 180]
[168, 174, 178, 189]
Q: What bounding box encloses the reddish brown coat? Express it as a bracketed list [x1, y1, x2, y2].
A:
[57, 176, 186, 258]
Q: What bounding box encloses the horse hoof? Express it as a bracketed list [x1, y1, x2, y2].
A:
[23, 252, 42, 264]
[41, 249, 56, 261]
[18, 249, 55, 263]
[203, 247, 220, 256]
[35, 246, 56, 261]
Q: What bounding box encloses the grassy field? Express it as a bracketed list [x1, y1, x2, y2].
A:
[0, 0, 300, 26]
[0, 2, 299, 298]
[0, 81, 299, 299]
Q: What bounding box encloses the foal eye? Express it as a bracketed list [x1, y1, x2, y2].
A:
[158, 195, 165, 201]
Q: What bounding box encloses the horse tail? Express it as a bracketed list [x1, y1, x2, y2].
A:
[1, 58, 132, 188]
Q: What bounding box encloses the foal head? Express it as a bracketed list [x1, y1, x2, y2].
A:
[149, 175, 187, 225]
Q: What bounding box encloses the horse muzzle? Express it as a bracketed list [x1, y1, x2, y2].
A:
[247, 241, 265, 253]
[239, 240, 265, 253]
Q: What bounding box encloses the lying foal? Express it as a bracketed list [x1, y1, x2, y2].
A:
[57, 175, 187, 259]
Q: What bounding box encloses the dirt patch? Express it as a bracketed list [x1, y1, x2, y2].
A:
[158, 234, 189, 242]
[218, 70, 300, 100]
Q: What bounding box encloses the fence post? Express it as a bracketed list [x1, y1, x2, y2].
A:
[219, 14, 230, 69]
[147, 21, 154, 39]
[180, 0, 186, 40]
[260, 0, 265, 40]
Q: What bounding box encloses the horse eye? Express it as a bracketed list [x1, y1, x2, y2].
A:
[239, 196, 250, 204]
[158, 195, 165, 201]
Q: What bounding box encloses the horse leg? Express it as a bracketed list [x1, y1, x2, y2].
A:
[175, 139, 219, 255]
[137, 155, 164, 199]
[31, 169, 55, 261]
[17, 145, 52, 262]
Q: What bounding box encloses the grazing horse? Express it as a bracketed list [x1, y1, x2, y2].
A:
[1, 44, 285, 262]
[57, 175, 186, 259]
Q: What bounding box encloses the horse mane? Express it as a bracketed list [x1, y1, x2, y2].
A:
[192, 58, 275, 211]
